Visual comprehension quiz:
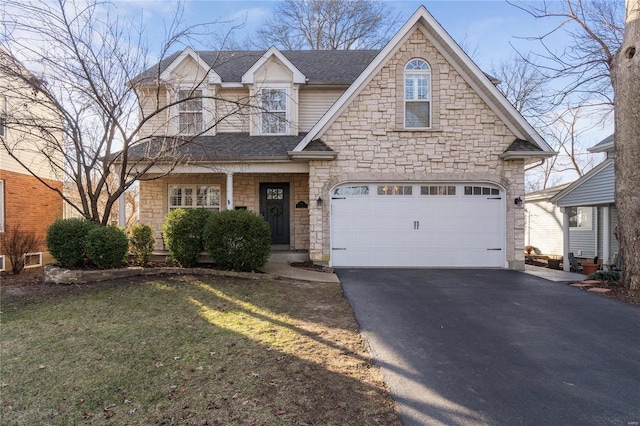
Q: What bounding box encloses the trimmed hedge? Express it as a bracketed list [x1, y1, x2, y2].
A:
[129, 224, 155, 265]
[85, 226, 129, 269]
[46, 218, 99, 267]
[162, 208, 214, 267]
[204, 209, 271, 272]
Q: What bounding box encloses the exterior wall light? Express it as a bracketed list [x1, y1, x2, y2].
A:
[514, 197, 523, 206]
[317, 197, 323, 206]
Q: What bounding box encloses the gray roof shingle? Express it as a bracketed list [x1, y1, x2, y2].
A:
[127, 132, 331, 161]
[135, 50, 380, 85]
[504, 138, 543, 152]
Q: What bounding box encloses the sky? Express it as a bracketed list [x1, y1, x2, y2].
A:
[116, 0, 568, 72]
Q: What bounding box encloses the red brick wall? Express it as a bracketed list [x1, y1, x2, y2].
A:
[1, 169, 63, 253]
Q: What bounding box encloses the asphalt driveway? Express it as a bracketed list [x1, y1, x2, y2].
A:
[336, 269, 640, 426]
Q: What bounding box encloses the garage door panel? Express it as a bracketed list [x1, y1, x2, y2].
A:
[331, 183, 505, 268]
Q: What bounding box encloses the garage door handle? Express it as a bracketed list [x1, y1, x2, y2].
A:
[413, 221, 420, 230]
[487, 248, 502, 251]
[332, 248, 347, 251]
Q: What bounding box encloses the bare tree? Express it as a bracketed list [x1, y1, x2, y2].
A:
[611, 0, 640, 290]
[508, 0, 624, 111]
[0, 0, 250, 225]
[254, 0, 401, 50]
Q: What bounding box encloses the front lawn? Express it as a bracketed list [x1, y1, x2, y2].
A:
[1, 274, 400, 425]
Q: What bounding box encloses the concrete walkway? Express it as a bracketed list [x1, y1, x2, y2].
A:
[260, 262, 340, 283]
[523, 264, 587, 282]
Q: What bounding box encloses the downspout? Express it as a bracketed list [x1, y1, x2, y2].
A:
[524, 158, 545, 171]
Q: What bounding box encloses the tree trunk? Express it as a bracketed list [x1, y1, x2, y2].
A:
[611, 0, 640, 289]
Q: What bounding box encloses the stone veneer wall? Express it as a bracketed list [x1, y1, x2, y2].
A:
[139, 173, 309, 251]
[307, 27, 526, 269]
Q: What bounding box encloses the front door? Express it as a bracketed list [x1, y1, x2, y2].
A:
[260, 183, 290, 245]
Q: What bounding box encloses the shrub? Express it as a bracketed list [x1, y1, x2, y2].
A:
[162, 208, 213, 267]
[85, 226, 129, 269]
[46, 218, 98, 267]
[587, 270, 621, 284]
[0, 225, 43, 274]
[204, 209, 271, 272]
[129, 224, 155, 265]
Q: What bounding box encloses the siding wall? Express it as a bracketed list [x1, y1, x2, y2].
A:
[298, 89, 344, 132]
[524, 199, 563, 255]
[556, 161, 614, 206]
[569, 207, 597, 258]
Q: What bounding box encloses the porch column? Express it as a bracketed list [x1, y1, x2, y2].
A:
[118, 192, 126, 227]
[226, 172, 234, 210]
[562, 207, 571, 272]
[602, 206, 610, 268]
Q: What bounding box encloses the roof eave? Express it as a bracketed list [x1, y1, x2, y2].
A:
[288, 151, 337, 160]
[499, 151, 556, 160]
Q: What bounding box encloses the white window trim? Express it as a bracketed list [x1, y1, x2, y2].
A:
[0, 179, 4, 233]
[24, 252, 43, 269]
[0, 255, 5, 272]
[168, 184, 221, 211]
[404, 59, 432, 130]
[569, 206, 593, 230]
[258, 84, 290, 136]
[169, 85, 212, 136]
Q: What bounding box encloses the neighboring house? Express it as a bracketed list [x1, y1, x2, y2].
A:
[0, 56, 64, 271]
[524, 184, 569, 256]
[524, 183, 604, 258]
[550, 135, 618, 271]
[121, 6, 554, 269]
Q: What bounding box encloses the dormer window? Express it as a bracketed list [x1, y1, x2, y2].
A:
[259, 88, 288, 135]
[404, 59, 431, 128]
[178, 89, 203, 135]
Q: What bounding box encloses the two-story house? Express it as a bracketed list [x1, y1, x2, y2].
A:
[0, 56, 64, 271]
[123, 6, 554, 269]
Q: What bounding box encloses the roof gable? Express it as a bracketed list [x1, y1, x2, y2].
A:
[551, 159, 615, 207]
[159, 47, 221, 84]
[292, 6, 554, 156]
[242, 46, 306, 84]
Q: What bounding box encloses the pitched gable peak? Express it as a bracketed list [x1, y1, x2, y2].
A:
[159, 46, 222, 84]
[241, 46, 306, 84]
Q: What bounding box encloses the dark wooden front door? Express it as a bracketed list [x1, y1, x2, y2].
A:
[260, 183, 290, 245]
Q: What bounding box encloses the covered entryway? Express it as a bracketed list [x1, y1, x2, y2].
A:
[330, 183, 505, 267]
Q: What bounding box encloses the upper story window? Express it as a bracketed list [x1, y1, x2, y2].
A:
[259, 88, 287, 135]
[404, 59, 431, 128]
[178, 89, 203, 135]
[569, 207, 592, 229]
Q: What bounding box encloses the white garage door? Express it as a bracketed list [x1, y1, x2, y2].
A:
[330, 183, 505, 267]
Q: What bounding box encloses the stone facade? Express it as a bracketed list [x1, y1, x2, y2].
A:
[307, 27, 525, 269]
[139, 173, 309, 251]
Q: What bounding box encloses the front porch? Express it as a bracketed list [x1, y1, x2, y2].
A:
[132, 168, 312, 256]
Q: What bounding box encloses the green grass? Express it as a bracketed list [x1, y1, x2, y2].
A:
[1, 275, 399, 425]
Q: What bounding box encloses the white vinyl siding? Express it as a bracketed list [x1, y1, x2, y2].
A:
[524, 199, 564, 256]
[217, 89, 249, 133]
[298, 89, 343, 131]
[0, 96, 6, 138]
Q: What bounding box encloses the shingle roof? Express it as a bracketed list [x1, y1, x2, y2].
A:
[504, 138, 543, 152]
[126, 132, 331, 162]
[588, 134, 614, 153]
[135, 50, 380, 85]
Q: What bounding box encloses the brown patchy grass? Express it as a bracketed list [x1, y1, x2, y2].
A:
[0, 273, 400, 425]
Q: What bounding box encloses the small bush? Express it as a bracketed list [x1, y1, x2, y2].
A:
[85, 226, 129, 269]
[587, 270, 621, 284]
[46, 218, 98, 267]
[0, 225, 43, 274]
[162, 208, 213, 267]
[204, 209, 271, 272]
[129, 224, 155, 265]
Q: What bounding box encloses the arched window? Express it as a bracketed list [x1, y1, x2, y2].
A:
[404, 59, 431, 128]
